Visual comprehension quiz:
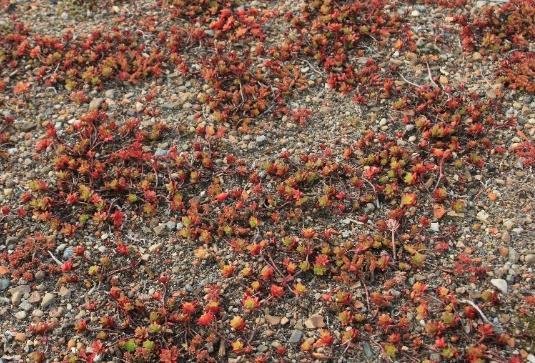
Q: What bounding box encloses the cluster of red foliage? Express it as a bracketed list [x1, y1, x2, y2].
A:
[456, 0, 535, 52]
[287, 0, 414, 93]
[498, 51, 535, 93]
[24, 110, 171, 235]
[199, 48, 307, 124]
[0, 113, 14, 158]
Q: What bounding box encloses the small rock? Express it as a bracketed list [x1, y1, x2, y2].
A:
[304, 314, 325, 329]
[255, 135, 267, 144]
[50, 307, 63, 318]
[104, 89, 115, 99]
[35, 271, 46, 280]
[501, 230, 511, 243]
[11, 291, 23, 306]
[280, 317, 289, 325]
[265, 315, 281, 326]
[88, 98, 104, 111]
[363, 342, 374, 358]
[503, 219, 514, 230]
[491, 278, 508, 294]
[430, 222, 439, 232]
[18, 122, 36, 132]
[19, 300, 32, 311]
[14, 332, 26, 342]
[63, 247, 74, 260]
[508, 248, 519, 263]
[59, 286, 71, 298]
[166, 220, 176, 230]
[15, 311, 27, 320]
[41, 292, 56, 308]
[525, 254, 535, 266]
[153, 224, 165, 236]
[8, 285, 30, 296]
[288, 330, 303, 343]
[476, 210, 489, 223]
[411, 9, 420, 16]
[0, 279, 10, 291]
[28, 292, 41, 304]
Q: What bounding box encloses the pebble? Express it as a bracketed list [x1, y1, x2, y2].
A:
[255, 135, 267, 144]
[19, 301, 32, 311]
[88, 98, 104, 111]
[501, 230, 511, 243]
[288, 330, 303, 343]
[476, 210, 489, 223]
[265, 315, 281, 326]
[525, 254, 535, 266]
[0, 279, 10, 291]
[63, 247, 74, 260]
[508, 248, 519, 263]
[411, 9, 420, 16]
[41, 293, 56, 308]
[153, 224, 165, 236]
[304, 314, 325, 329]
[15, 311, 27, 320]
[104, 89, 115, 99]
[11, 291, 23, 306]
[35, 271, 46, 280]
[28, 292, 41, 304]
[491, 278, 508, 294]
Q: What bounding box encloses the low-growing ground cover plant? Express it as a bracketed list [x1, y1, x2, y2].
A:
[0, 0, 533, 362]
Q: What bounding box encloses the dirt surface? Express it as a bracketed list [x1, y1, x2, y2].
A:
[0, 0, 534, 362]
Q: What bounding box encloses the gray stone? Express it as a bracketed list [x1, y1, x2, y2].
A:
[11, 291, 23, 306]
[14, 311, 27, 320]
[153, 224, 165, 236]
[304, 314, 325, 329]
[0, 279, 9, 291]
[476, 210, 489, 223]
[63, 247, 73, 260]
[491, 278, 508, 294]
[8, 285, 30, 296]
[59, 286, 71, 298]
[155, 148, 167, 156]
[363, 342, 374, 358]
[28, 292, 41, 304]
[19, 300, 32, 311]
[88, 98, 104, 111]
[508, 248, 519, 263]
[288, 330, 303, 343]
[255, 135, 267, 144]
[35, 271, 46, 280]
[525, 254, 535, 266]
[41, 293, 56, 308]
[104, 89, 115, 99]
